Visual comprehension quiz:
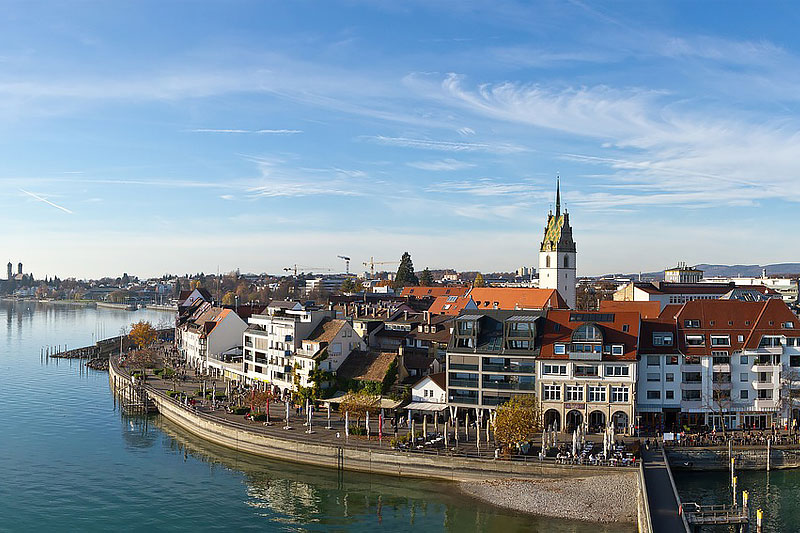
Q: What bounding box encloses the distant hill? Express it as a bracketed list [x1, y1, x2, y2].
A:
[602, 263, 800, 280]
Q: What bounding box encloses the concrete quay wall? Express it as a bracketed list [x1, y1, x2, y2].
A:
[666, 447, 800, 471]
[108, 360, 627, 483]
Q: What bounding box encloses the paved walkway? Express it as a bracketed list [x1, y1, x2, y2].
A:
[641, 449, 688, 533]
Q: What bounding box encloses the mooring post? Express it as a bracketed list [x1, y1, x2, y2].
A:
[767, 439, 771, 472]
[732, 475, 737, 507]
[756, 508, 763, 533]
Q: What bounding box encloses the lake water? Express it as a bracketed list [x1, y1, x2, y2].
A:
[0, 300, 629, 532]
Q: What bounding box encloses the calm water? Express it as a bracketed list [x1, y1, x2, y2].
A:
[674, 469, 800, 533]
[0, 300, 629, 532]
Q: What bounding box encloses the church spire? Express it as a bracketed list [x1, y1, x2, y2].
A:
[555, 175, 561, 217]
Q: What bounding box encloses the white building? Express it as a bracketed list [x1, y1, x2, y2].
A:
[178, 302, 248, 372]
[703, 274, 799, 305]
[665, 263, 704, 283]
[538, 180, 577, 309]
[242, 301, 365, 396]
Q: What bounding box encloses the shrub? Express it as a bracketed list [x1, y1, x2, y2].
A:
[253, 413, 269, 422]
[152, 368, 164, 376]
[233, 407, 250, 415]
[166, 390, 180, 398]
[348, 425, 367, 436]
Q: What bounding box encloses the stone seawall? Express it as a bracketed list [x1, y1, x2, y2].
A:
[666, 447, 800, 471]
[109, 360, 626, 483]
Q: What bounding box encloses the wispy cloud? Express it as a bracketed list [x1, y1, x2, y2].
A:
[406, 158, 476, 171]
[19, 188, 73, 214]
[188, 128, 302, 134]
[364, 135, 527, 153]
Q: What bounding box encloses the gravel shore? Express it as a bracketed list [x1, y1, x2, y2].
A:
[460, 473, 638, 523]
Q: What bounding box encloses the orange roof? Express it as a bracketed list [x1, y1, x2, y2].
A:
[401, 286, 469, 298]
[467, 287, 568, 310]
[539, 310, 640, 361]
[599, 300, 661, 319]
[428, 295, 475, 316]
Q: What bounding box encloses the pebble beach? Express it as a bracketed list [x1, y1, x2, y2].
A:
[460, 473, 638, 524]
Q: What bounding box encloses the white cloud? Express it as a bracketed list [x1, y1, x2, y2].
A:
[406, 158, 476, 171]
[364, 135, 527, 153]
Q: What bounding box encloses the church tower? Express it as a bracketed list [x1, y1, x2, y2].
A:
[538, 178, 576, 308]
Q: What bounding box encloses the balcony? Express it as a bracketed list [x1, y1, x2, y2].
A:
[681, 382, 702, 389]
[568, 351, 602, 361]
[449, 379, 479, 388]
[482, 396, 513, 406]
[752, 364, 779, 373]
[482, 380, 535, 391]
[482, 363, 536, 374]
[449, 363, 479, 371]
[754, 347, 783, 355]
[449, 396, 478, 405]
[753, 380, 774, 390]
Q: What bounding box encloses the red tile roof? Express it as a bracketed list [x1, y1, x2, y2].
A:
[467, 287, 568, 310]
[538, 310, 640, 361]
[599, 300, 661, 319]
[428, 295, 474, 316]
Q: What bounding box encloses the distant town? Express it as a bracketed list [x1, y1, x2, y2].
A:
[5, 183, 800, 436]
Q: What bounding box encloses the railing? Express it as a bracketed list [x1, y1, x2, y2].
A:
[448, 396, 478, 405]
[482, 363, 535, 373]
[449, 363, 478, 371]
[482, 380, 535, 391]
[449, 379, 478, 388]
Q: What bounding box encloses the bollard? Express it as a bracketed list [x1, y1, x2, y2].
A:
[767, 439, 771, 472]
[757, 508, 763, 533]
[743, 490, 749, 514]
[732, 476, 737, 507]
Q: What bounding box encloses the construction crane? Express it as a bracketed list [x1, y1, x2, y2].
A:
[283, 265, 332, 276]
[337, 255, 351, 274]
[362, 256, 399, 278]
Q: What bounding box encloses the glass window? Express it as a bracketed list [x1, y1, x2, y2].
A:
[740, 390, 749, 400]
[574, 365, 598, 377]
[566, 386, 584, 402]
[711, 335, 730, 346]
[666, 390, 674, 400]
[588, 386, 606, 402]
[554, 344, 566, 355]
[666, 356, 679, 365]
[740, 355, 748, 365]
[682, 389, 701, 401]
[543, 384, 561, 401]
[606, 365, 629, 377]
[757, 389, 773, 400]
[543, 364, 567, 375]
[612, 345, 624, 355]
[646, 390, 661, 400]
[740, 372, 749, 382]
[653, 332, 674, 346]
[611, 386, 629, 403]
[685, 335, 705, 346]
[666, 373, 674, 382]
[647, 355, 660, 366]
[647, 373, 660, 382]
[791, 355, 800, 368]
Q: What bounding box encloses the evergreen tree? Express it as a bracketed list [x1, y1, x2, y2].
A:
[394, 252, 418, 288]
[473, 273, 486, 287]
[419, 268, 433, 286]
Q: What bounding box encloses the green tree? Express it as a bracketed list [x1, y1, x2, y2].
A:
[394, 252, 419, 288]
[473, 273, 486, 287]
[419, 268, 433, 286]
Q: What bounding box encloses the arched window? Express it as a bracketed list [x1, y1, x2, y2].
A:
[572, 323, 603, 343]
[564, 255, 569, 268]
[546, 255, 551, 268]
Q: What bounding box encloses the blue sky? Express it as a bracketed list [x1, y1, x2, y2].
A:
[2, 1, 800, 279]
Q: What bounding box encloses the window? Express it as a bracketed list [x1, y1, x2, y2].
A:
[685, 335, 705, 346]
[713, 372, 731, 383]
[738, 335, 744, 342]
[712, 352, 730, 365]
[611, 345, 624, 355]
[546, 255, 551, 268]
[666, 356, 679, 365]
[713, 389, 731, 401]
[647, 355, 660, 367]
[683, 372, 702, 384]
[543, 364, 567, 375]
[653, 332, 674, 346]
[611, 386, 629, 403]
[606, 365, 630, 376]
[684, 355, 701, 365]
[791, 355, 800, 368]
[666, 390, 674, 400]
[759, 336, 782, 348]
[666, 373, 674, 382]
[554, 344, 566, 355]
[757, 389, 773, 400]
[740, 355, 749, 365]
[682, 389, 701, 401]
[740, 390, 749, 400]
[711, 335, 730, 346]
[622, 324, 630, 332]
[684, 319, 701, 328]
[646, 390, 661, 400]
[588, 386, 606, 402]
[564, 255, 569, 268]
[572, 324, 603, 342]
[784, 322, 795, 329]
[740, 372, 749, 382]
[543, 384, 561, 401]
[647, 373, 660, 382]
[574, 365, 599, 377]
[566, 385, 584, 402]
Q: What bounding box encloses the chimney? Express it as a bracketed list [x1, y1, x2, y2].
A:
[425, 310, 431, 325]
[404, 310, 408, 321]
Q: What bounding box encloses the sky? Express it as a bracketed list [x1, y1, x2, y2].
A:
[2, 1, 800, 279]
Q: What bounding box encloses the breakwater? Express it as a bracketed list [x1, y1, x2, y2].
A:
[666, 447, 800, 471]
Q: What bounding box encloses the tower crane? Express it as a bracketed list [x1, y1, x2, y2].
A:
[362, 256, 399, 278]
[283, 265, 332, 276]
[337, 255, 351, 274]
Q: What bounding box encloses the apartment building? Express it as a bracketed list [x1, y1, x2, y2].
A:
[636, 299, 800, 431]
[446, 310, 543, 416]
[177, 301, 248, 372]
[242, 301, 365, 396]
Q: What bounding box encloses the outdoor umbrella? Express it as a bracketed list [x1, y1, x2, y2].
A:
[475, 420, 480, 450]
[378, 412, 383, 441]
[366, 411, 370, 439]
[327, 403, 331, 429]
[423, 416, 427, 442]
[572, 430, 578, 458]
[345, 411, 349, 437]
[465, 412, 470, 442]
[541, 429, 547, 455]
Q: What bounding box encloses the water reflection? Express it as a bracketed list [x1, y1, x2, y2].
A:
[150, 415, 632, 533]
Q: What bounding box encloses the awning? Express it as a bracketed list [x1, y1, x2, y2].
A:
[405, 401, 448, 412]
[321, 392, 403, 410]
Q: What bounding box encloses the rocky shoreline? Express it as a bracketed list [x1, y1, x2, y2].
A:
[459, 473, 637, 524]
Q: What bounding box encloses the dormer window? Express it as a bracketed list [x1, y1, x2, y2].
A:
[572, 323, 603, 343]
